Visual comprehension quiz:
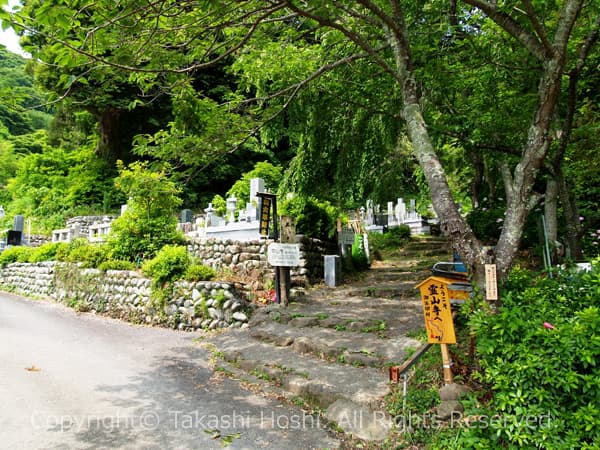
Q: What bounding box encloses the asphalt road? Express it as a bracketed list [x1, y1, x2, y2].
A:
[0, 292, 340, 450]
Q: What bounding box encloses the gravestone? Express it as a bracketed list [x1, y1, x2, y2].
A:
[250, 178, 265, 220]
[204, 203, 216, 226]
[13, 215, 24, 232]
[7, 230, 22, 246]
[387, 201, 395, 225]
[181, 209, 193, 223]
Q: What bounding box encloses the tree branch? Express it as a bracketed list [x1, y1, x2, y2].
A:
[520, 0, 553, 56]
[460, 0, 548, 60]
[10, 3, 286, 74]
[282, 1, 400, 83]
[553, 13, 600, 167]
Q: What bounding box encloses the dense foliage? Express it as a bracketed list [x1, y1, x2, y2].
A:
[455, 266, 600, 449]
[387, 263, 600, 449]
[107, 162, 184, 261]
[141, 245, 190, 286]
[368, 225, 412, 258]
[279, 195, 339, 241]
[0, 1, 599, 277]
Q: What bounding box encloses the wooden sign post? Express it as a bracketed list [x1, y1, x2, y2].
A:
[257, 192, 280, 303]
[416, 276, 458, 384]
[270, 216, 296, 307]
[485, 264, 498, 301]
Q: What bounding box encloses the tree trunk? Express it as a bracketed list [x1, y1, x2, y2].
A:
[544, 177, 559, 263]
[387, 31, 491, 293]
[96, 107, 123, 163]
[558, 168, 584, 260]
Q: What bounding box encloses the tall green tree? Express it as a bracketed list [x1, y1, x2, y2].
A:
[3, 1, 598, 292]
[108, 161, 184, 260]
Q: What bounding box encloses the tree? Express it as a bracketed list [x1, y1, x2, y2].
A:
[3, 1, 598, 293]
[0, 44, 52, 135]
[107, 161, 184, 261]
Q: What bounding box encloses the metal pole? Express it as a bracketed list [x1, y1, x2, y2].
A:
[402, 373, 408, 415]
[541, 214, 553, 278]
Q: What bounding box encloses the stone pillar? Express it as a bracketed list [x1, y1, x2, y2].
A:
[387, 201, 394, 225]
[409, 199, 417, 218]
[245, 202, 254, 222]
[366, 200, 374, 226]
[324, 255, 341, 287]
[397, 198, 406, 223]
[13, 215, 24, 232]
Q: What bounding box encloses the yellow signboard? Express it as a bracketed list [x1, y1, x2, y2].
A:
[416, 277, 456, 344]
[259, 197, 272, 236]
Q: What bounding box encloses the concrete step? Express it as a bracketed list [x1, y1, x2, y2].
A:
[206, 329, 395, 441]
[346, 283, 418, 300]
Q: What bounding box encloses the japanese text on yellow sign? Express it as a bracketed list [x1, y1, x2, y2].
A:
[417, 278, 456, 344]
[259, 197, 271, 236]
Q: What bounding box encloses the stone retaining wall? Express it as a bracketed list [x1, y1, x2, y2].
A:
[187, 236, 337, 287]
[0, 262, 249, 331]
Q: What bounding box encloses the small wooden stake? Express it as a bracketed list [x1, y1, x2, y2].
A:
[440, 344, 454, 384]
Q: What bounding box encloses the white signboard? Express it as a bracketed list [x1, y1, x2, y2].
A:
[268, 243, 300, 267]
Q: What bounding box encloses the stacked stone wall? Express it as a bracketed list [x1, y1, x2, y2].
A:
[187, 236, 338, 286]
[0, 262, 248, 331]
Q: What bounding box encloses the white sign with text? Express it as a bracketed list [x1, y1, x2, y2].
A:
[268, 243, 300, 267]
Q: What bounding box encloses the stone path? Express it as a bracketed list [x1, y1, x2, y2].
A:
[204, 236, 451, 442]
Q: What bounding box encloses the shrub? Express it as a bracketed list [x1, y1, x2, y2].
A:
[98, 259, 136, 272]
[466, 206, 505, 244]
[60, 240, 110, 268]
[142, 245, 190, 286]
[279, 195, 339, 241]
[184, 263, 216, 282]
[368, 225, 411, 255]
[459, 264, 600, 449]
[467, 204, 539, 248]
[107, 161, 184, 261]
[0, 246, 35, 266]
[226, 161, 283, 209]
[28, 242, 64, 263]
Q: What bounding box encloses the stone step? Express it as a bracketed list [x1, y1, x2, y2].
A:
[206, 329, 395, 440]
[397, 247, 451, 258]
[249, 300, 424, 336]
[346, 283, 418, 300]
[248, 320, 421, 368]
[367, 272, 431, 284]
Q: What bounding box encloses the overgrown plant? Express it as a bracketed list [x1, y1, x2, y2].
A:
[141, 244, 190, 286]
[445, 264, 600, 449]
[108, 161, 184, 261]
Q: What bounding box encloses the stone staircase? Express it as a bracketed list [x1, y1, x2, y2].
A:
[203, 236, 452, 442]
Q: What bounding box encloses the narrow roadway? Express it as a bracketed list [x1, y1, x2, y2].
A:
[0, 292, 339, 449]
